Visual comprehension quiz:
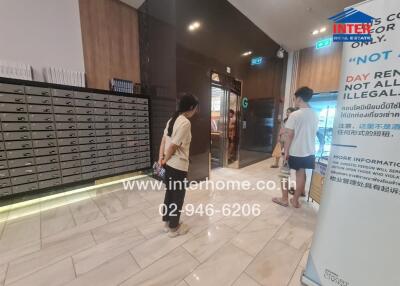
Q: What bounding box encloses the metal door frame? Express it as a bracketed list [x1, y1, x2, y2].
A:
[210, 72, 242, 169]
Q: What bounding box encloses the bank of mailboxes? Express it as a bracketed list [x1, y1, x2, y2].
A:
[0, 82, 151, 197]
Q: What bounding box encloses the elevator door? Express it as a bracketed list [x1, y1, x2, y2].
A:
[210, 84, 240, 169]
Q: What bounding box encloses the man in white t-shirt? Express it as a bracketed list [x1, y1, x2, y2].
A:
[273, 87, 319, 208]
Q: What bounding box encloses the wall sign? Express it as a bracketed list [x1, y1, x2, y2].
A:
[242, 97, 249, 109]
[251, 57, 263, 66]
[315, 37, 333, 49]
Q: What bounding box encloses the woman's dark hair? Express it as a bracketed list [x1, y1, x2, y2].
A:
[167, 93, 199, 136]
[283, 107, 298, 123]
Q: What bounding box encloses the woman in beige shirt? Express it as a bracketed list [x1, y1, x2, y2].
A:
[158, 94, 199, 238]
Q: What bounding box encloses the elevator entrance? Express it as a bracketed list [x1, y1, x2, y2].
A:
[210, 72, 241, 169]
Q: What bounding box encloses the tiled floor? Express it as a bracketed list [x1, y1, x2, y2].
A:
[0, 159, 318, 286]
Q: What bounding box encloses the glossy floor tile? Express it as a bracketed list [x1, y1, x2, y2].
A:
[184, 243, 253, 286]
[245, 239, 304, 286]
[6, 258, 75, 286]
[0, 158, 318, 286]
[120, 247, 198, 286]
[183, 223, 237, 262]
[233, 273, 261, 286]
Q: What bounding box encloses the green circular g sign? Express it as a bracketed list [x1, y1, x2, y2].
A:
[242, 97, 249, 109]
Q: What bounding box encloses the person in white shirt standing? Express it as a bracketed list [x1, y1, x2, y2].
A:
[159, 94, 199, 237]
[273, 87, 319, 208]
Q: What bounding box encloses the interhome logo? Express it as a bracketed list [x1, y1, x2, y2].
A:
[329, 8, 375, 42]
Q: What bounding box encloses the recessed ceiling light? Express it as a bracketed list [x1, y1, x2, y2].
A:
[320, 27, 327, 33]
[188, 21, 201, 32]
[312, 30, 319, 35]
[242, 51, 253, 56]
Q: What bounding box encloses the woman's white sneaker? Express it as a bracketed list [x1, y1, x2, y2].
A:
[168, 223, 189, 238]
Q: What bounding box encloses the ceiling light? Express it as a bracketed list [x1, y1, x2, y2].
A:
[242, 51, 253, 56]
[188, 21, 201, 32]
[320, 27, 327, 33]
[312, 30, 319, 35]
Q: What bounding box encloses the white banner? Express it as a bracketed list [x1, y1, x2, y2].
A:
[302, 0, 400, 285]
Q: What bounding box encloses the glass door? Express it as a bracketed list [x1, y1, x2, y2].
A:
[227, 91, 240, 167]
[210, 72, 241, 169]
[309, 92, 338, 160]
[210, 85, 226, 169]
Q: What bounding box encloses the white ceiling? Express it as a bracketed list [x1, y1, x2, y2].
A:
[121, 0, 363, 51]
[227, 0, 363, 51]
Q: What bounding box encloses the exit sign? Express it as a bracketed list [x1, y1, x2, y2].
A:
[251, 57, 263, 66]
[316, 37, 333, 49]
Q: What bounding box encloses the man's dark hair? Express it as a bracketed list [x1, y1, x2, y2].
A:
[294, 86, 313, 102]
[229, 109, 235, 115]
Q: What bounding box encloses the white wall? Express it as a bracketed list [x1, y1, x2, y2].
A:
[0, 0, 85, 81]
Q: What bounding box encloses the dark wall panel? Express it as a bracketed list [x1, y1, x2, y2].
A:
[139, 0, 177, 161]
[237, 58, 285, 167]
[176, 45, 229, 180]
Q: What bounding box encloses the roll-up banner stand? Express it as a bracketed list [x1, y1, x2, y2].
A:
[302, 0, 400, 285]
